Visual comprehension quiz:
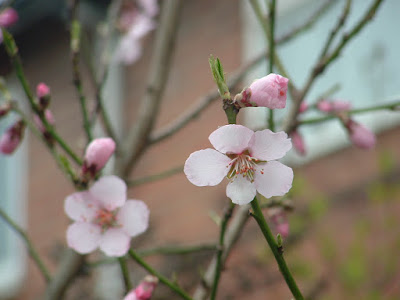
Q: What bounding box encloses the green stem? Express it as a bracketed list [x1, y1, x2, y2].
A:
[267, 0, 276, 132]
[128, 249, 192, 300]
[127, 165, 183, 186]
[250, 197, 304, 300]
[118, 257, 132, 292]
[299, 100, 400, 126]
[210, 202, 235, 300]
[0, 207, 51, 282]
[139, 243, 217, 256]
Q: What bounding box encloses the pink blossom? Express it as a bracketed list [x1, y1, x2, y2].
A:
[291, 130, 306, 156]
[0, 120, 25, 154]
[82, 138, 116, 176]
[268, 208, 289, 238]
[184, 125, 293, 205]
[299, 102, 308, 113]
[346, 120, 376, 150]
[244, 74, 288, 109]
[317, 99, 351, 113]
[65, 175, 149, 257]
[33, 110, 55, 134]
[316, 100, 333, 112]
[0, 8, 18, 27]
[124, 276, 158, 300]
[36, 82, 50, 99]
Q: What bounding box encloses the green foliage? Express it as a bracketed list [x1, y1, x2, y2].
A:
[208, 55, 230, 100]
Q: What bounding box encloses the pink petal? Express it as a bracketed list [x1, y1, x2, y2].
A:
[347, 120, 376, 149]
[226, 176, 256, 205]
[99, 228, 131, 257]
[124, 291, 139, 300]
[209, 124, 254, 154]
[184, 149, 231, 186]
[90, 175, 127, 211]
[248, 130, 292, 161]
[117, 200, 149, 237]
[248, 73, 288, 109]
[66, 222, 101, 254]
[83, 138, 116, 174]
[254, 161, 293, 198]
[317, 100, 333, 112]
[64, 191, 99, 222]
[291, 130, 306, 156]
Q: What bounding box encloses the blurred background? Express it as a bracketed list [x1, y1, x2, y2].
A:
[1, 0, 400, 299]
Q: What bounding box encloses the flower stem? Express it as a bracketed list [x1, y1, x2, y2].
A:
[0, 206, 51, 282]
[128, 249, 192, 300]
[210, 202, 235, 300]
[118, 256, 132, 292]
[250, 197, 304, 300]
[268, 0, 276, 132]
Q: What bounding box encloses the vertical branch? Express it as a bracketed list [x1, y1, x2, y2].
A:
[119, 256, 132, 293]
[267, 0, 276, 131]
[120, 0, 183, 177]
[0, 207, 51, 282]
[70, 0, 93, 142]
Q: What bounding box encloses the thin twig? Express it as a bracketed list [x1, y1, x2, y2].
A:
[120, 0, 183, 177]
[127, 165, 183, 186]
[119, 256, 132, 293]
[0, 207, 51, 282]
[267, 0, 276, 131]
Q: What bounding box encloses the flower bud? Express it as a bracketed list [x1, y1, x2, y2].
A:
[82, 138, 116, 176]
[291, 130, 306, 156]
[33, 109, 55, 133]
[269, 208, 289, 238]
[246, 73, 288, 109]
[317, 99, 351, 113]
[299, 102, 308, 113]
[36, 83, 51, 109]
[0, 8, 18, 27]
[316, 100, 332, 112]
[346, 120, 376, 150]
[124, 276, 158, 300]
[0, 119, 25, 154]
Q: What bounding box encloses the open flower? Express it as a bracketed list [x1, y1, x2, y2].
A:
[184, 125, 293, 205]
[65, 176, 149, 257]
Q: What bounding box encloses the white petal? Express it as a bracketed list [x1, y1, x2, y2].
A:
[66, 222, 101, 254]
[209, 124, 254, 154]
[90, 175, 127, 211]
[99, 228, 131, 257]
[184, 149, 231, 186]
[254, 161, 293, 198]
[64, 191, 99, 222]
[117, 200, 149, 237]
[248, 130, 292, 161]
[226, 176, 256, 205]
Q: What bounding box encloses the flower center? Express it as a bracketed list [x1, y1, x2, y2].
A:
[94, 209, 119, 231]
[227, 152, 259, 182]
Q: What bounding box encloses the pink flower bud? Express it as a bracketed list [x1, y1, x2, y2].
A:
[346, 120, 376, 150]
[269, 208, 289, 238]
[317, 100, 332, 112]
[33, 110, 55, 133]
[0, 8, 18, 27]
[291, 130, 306, 156]
[331, 100, 351, 112]
[0, 120, 25, 154]
[36, 83, 50, 99]
[124, 276, 158, 300]
[299, 102, 308, 113]
[82, 138, 116, 175]
[247, 73, 288, 109]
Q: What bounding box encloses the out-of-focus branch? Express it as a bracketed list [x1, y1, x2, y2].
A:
[284, 0, 385, 134]
[127, 165, 183, 186]
[0, 206, 51, 282]
[70, 0, 93, 142]
[149, 0, 332, 145]
[120, 0, 183, 177]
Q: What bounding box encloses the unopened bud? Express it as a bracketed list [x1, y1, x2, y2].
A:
[268, 208, 289, 238]
[82, 138, 116, 176]
[36, 83, 51, 109]
[0, 119, 25, 154]
[299, 102, 308, 113]
[346, 120, 376, 150]
[291, 130, 306, 156]
[0, 8, 18, 27]
[124, 276, 158, 300]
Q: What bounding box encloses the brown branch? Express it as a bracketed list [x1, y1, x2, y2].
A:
[118, 0, 183, 178]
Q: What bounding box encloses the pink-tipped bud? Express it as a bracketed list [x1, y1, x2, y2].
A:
[0, 8, 18, 27]
[291, 130, 306, 156]
[33, 110, 55, 134]
[82, 138, 116, 176]
[269, 208, 289, 238]
[299, 102, 308, 113]
[36, 83, 51, 109]
[346, 120, 376, 150]
[0, 120, 25, 154]
[124, 276, 158, 300]
[317, 100, 333, 112]
[246, 73, 288, 109]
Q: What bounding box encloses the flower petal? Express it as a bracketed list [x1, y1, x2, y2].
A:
[90, 175, 127, 211]
[117, 200, 149, 237]
[66, 222, 101, 254]
[64, 191, 99, 222]
[248, 130, 292, 161]
[99, 228, 131, 257]
[226, 176, 256, 205]
[184, 149, 231, 186]
[209, 124, 254, 154]
[254, 161, 293, 198]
